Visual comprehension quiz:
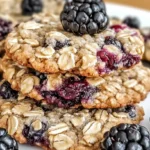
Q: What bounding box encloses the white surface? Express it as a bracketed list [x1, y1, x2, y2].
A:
[19, 3, 150, 150]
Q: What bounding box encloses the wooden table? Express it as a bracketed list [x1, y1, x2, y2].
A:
[105, 0, 150, 10]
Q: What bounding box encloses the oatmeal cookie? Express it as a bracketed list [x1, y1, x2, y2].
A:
[4, 14, 144, 77]
[0, 97, 144, 150]
[110, 18, 150, 63]
[141, 28, 150, 62]
[1, 56, 150, 109]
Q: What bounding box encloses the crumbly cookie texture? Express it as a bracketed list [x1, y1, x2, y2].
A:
[110, 18, 150, 63]
[5, 14, 144, 77]
[1, 56, 150, 109]
[141, 28, 150, 62]
[0, 98, 144, 150]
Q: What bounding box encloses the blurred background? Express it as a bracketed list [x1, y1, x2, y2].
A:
[105, 0, 150, 10]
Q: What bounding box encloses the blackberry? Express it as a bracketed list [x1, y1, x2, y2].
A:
[123, 16, 140, 29]
[21, 0, 43, 15]
[0, 128, 18, 150]
[101, 124, 150, 150]
[0, 81, 18, 99]
[0, 18, 12, 41]
[60, 0, 109, 35]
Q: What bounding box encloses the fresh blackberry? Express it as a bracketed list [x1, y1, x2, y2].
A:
[0, 81, 18, 99]
[21, 0, 43, 15]
[0, 128, 18, 150]
[123, 16, 140, 29]
[101, 124, 150, 150]
[0, 18, 12, 41]
[60, 0, 109, 35]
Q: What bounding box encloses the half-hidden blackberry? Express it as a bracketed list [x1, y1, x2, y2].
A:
[60, 0, 109, 35]
[123, 16, 140, 29]
[0, 128, 18, 150]
[101, 124, 150, 150]
[21, 0, 43, 15]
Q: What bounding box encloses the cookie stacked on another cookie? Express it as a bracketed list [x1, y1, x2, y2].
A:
[0, 0, 150, 150]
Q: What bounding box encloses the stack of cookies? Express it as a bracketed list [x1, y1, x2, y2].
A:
[0, 0, 150, 150]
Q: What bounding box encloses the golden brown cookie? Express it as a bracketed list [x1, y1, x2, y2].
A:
[0, 97, 144, 150]
[1, 56, 150, 109]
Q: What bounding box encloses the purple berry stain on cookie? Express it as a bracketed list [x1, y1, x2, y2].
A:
[22, 122, 48, 146]
[0, 18, 12, 41]
[97, 36, 140, 74]
[111, 24, 127, 32]
[37, 76, 97, 108]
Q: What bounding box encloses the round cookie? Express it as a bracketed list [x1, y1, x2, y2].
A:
[141, 28, 150, 62]
[1, 56, 150, 109]
[0, 15, 17, 73]
[0, 96, 144, 150]
[5, 14, 144, 77]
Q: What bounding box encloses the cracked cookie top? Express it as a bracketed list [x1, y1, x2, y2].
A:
[5, 14, 144, 77]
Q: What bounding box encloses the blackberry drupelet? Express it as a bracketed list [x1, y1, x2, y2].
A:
[123, 16, 140, 29]
[101, 124, 150, 150]
[0, 18, 12, 41]
[0, 128, 18, 150]
[61, 0, 109, 35]
[0, 81, 18, 99]
[21, 0, 43, 15]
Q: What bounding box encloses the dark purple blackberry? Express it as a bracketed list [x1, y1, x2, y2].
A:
[101, 124, 150, 150]
[0, 128, 18, 150]
[105, 36, 122, 49]
[60, 0, 109, 35]
[123, 16, 140, 29]
[38, 76, 97, 108]
[0, 18, 12, 41]
[21, 0, 43, 15]
[22, 122, 47, 145]
[0, 81, 18, 99]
